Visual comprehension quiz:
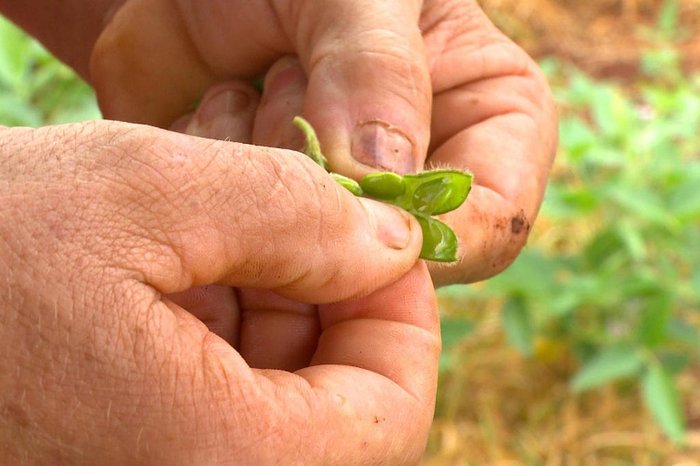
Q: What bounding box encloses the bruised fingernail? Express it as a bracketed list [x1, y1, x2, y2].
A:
[351, 121, 417, 174]
[359, 198, 413, 250]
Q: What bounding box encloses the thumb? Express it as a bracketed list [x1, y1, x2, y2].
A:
[67, 122, 421, 303]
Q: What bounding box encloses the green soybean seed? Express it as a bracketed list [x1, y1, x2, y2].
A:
[332, 173, 363, 196]
[292, 116, 328, 170]
[359, 172, 406, 200]
[415, 215, 458, 262]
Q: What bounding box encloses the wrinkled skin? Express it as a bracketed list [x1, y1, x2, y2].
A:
[0, 120, 438, 464]
[90, 0, 558, 286]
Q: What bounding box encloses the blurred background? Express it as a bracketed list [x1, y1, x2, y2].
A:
[1, 1, 699, 464]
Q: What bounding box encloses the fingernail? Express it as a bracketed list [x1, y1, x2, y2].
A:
[359, 198, 413, 250]
[189, 89, 251, 139]
[169, 112, 193, 133]
[200, 89, 250, 123]
[351, 121, 417, 174]
[264, 57, 306, 98]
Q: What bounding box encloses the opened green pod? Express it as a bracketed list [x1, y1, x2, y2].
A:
[406, 170, 473, 215]
[416, 215, 458, 262]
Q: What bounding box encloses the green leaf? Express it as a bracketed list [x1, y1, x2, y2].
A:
[658, 351, 691, 375]
[669, 178, 700, 221]
[437, 284, 476, 301]
[582, 228, 625, 268]
[591, 85, 634, 138]
[638, 294, 672, 348]
[668, 319, 700, 348]
[441, 317, 474, 349]
[0, 18, 33, 90]
[570, 346, 644, 392]
[559, 116, 596, 159]
[692, 268, 700, 296]
[543, 185, 599, 218]
[48, 97, 102, 124]
[642, 362, 686, 444]
[404, 170, 472, 215]
[606, 186, 675, 228]
[416, 215, 458, 262]
[0, 93, 42, 127]
[438, 317, 474, 372]
[486, 250, 559, 298]
[617, 220, 647, 261]
[359, 172, 406, 200]
[502, 296, 533, 356]
[657, 0, 681, 39]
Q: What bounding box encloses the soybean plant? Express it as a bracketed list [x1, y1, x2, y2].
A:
[293, 116, 472, 262]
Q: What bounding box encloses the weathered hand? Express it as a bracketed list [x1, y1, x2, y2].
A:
[90, 0, 557, 286]
[0, 122, 438, 464]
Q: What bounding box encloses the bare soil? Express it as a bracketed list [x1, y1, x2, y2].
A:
[480, 0, 700, 79]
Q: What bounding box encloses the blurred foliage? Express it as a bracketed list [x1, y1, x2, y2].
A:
[439, 42, 700, 446]
[0, 16, 100, 126]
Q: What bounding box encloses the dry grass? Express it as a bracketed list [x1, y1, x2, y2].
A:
[423, 304, 700, 464]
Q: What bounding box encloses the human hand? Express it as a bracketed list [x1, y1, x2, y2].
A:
[90, 0, 558, 286]
[0, 122, 438, 464]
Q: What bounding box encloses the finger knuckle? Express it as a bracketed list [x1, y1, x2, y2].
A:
[258, 152, 347, 242]
[311, 28, 430, 101]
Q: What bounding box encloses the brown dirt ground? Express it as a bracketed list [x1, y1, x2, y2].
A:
[480, 0, 700, 79]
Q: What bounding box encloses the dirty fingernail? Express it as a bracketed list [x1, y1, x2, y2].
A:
[351, 121, 417, 174]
